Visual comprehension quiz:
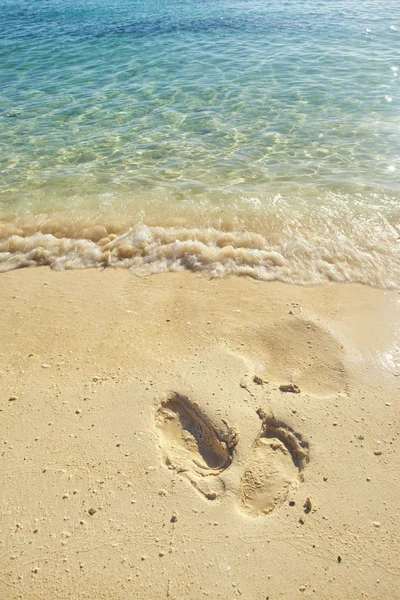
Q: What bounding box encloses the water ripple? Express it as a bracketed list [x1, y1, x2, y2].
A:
[0, 0, 399, 283]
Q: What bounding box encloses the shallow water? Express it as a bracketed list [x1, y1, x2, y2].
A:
[1, 0, 399, 284]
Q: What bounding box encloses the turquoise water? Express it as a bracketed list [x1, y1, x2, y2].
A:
[0, 0, 399, 284]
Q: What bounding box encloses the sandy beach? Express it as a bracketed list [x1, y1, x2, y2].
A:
[1, 268, 399, 599]
[2, 0, 399, 597]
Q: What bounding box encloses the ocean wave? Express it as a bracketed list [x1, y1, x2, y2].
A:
[1, 222, 399, 288]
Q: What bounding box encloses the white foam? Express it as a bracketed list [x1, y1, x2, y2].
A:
[0, 222, 399, 288]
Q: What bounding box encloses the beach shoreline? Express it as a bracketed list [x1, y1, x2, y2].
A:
[1, 267, 399, 599]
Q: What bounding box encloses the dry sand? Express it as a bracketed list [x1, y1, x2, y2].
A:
[1, 268, 399, 599]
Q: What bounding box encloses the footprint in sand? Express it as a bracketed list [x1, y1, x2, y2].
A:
[155, 393, 238, 498]
[156, 395, 309, 516]
[238, 317, 346, 396]
[238, 408, 309, 517]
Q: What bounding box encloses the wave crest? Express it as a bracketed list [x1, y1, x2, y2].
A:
[1, 222, 399, 288]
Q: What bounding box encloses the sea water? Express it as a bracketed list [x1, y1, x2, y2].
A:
[0, 0, 399, 285]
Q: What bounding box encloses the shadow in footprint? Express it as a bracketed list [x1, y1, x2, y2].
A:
[238, 408, 309, 517]
[156, 393, 238, 498]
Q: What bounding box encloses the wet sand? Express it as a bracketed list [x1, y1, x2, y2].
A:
[1, 268, 399, 599]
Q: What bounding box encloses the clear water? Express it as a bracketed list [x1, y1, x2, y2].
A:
[0, 0, 399, 285]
